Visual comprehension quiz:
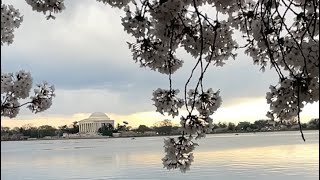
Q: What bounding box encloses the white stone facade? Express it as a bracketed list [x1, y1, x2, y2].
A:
[79, 112, 114, 134]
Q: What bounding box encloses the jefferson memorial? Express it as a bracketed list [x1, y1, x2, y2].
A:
[79, 112, 115, 134]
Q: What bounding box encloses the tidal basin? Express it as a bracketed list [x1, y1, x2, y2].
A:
[1, 131, 318, 180]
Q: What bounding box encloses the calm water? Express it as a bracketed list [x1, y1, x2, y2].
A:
[1, 131, 319, 180]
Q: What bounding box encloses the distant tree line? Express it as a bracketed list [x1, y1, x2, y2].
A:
[1, 118, 318, 140]
[1, 121, 80, 140]
[98, 119, 181, 137]
[212, 118, 319, 133]
[113, 118, 319, 136]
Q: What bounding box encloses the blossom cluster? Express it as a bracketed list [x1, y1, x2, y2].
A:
[266, 76, 319, 120]
[1, 92, 20, 118]
[187, 88, 222, 117]
[25, 0, 65, 19]
[128, 40, 183, 74]
[1, 70, 33, 118]
[180, 114, 213, 139]
[96, 0, 131, 9]
[207, 0, 238, 14]
[1, 70, 33, 99]
[27, 82, 55, 113]
[162, 136, 197, 173]
[152, 88, 184, 118]
[1, 71, 55, 118]
[1, 4, 23, 45]
[121, 4, 184, 74]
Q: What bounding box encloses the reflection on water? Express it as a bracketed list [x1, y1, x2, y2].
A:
[1, 131, 319, 180]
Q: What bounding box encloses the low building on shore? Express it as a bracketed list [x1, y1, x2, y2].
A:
[112, 133, 120, 137]
[143, 131, 157, 136]
[279, 125, 288, 130]
[120, 131, 138, 137]
[291, 125, 300, 130]
[213, 128, 228, 133]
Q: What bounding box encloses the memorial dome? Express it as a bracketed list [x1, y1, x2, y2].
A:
[88, 112, 110, 120]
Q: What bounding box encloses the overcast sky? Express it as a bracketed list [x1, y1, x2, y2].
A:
[1, 0, 318, 128]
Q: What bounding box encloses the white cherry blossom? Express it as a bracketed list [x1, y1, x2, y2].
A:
[152, 88, 184, 118]
[1, 70, 55, 118]
[1, 4, 23, 45]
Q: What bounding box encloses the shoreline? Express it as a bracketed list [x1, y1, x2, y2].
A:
[1, 129, 317, 142]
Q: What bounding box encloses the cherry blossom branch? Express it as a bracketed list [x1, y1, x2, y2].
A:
[274, 3, 309, 76]
[297, 79, 306, 142]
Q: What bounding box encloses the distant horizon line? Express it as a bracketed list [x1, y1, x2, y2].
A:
[1, 117, 318, 129]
